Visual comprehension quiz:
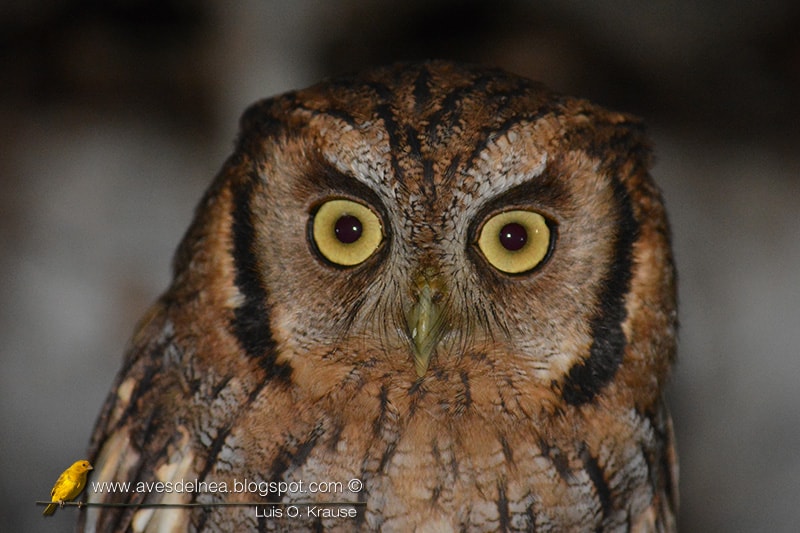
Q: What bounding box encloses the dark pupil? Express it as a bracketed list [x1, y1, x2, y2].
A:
[499, 222, 527, 251]
[334, 215, 363, 244]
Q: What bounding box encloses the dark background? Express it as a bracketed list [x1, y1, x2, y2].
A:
[2, 1, 799, 531]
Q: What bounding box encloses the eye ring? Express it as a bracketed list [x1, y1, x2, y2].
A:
[310, 199, 384, 266]
[476, 209, 553, 274]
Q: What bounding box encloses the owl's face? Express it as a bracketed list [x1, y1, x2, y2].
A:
[223, 62, 674, 413]
[86, 62, 678, 531]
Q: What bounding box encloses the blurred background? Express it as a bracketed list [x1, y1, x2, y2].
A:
[2, 1, 798, 530]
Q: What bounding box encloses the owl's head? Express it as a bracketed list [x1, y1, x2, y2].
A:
[174, 61, 676, 415]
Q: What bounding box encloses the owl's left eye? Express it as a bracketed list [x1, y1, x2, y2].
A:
[311, 199, 384, 266]
[476, 209, 552, 274]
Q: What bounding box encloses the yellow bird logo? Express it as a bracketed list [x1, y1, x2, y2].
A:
[42, 460, 93, 516]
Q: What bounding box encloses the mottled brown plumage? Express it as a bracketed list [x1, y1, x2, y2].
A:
[83, 61, 678, 532]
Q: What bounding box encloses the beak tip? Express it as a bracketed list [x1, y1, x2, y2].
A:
[413, 346, 433, 377]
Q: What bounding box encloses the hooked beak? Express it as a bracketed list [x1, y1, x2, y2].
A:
[406, 280, 446, 377]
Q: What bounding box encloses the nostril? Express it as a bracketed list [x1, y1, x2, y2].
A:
[421, 266, 439, 280]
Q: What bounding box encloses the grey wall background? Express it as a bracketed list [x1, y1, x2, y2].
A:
[2, 1, 798, 531]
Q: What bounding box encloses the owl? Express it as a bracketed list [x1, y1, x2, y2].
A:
[82, 61, 678, 532]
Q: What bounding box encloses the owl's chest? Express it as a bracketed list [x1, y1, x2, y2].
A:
[250, 400, 647, 531]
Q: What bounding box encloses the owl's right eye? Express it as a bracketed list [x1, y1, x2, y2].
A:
[310, 199, 384, 266]
[476, 209, 552, 274]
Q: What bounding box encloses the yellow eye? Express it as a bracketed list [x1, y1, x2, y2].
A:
[477, 210, 551, 274]
[311, 199, 384, 266]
